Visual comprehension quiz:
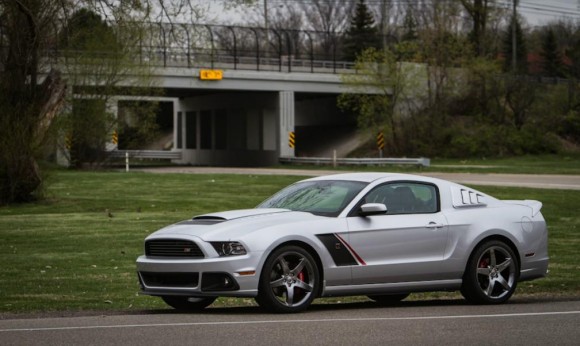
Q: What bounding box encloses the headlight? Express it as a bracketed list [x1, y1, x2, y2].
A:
[210, 242, 247, 256]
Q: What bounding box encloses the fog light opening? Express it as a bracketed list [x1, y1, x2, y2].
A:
[201, 272, 240, 292]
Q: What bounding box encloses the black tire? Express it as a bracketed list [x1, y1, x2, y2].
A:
[255, 245, 320, 313]
[461, 240, 519, 304]
[368, 293, 409, 305]
[161, 296, 216, 311]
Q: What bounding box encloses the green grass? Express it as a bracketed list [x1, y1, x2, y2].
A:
[278, 153, 580, 175]
[0, 171, 579, 314]
[430, 154, 580, 175]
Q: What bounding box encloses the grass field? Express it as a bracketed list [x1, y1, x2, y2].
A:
[277, 153, 580, 175]
[0, 170, 579, 314]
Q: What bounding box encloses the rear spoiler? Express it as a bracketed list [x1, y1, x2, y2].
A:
[503, 200, 543, 216]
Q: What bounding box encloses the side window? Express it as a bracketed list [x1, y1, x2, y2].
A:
[363, 182, 439, 214]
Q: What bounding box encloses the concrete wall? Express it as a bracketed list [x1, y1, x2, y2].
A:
[174, 92, 279, 166]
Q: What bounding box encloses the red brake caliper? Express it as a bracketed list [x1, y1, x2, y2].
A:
[295, 271, 305, 296]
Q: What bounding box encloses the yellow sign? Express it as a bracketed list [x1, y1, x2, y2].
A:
[112, 130, 118, 145]
[199, 69, 223, 80]
[377, 132, 385, 150]
[288, 131, 295, 148]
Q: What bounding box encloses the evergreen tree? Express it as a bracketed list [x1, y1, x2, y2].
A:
[401, 10, 418, 42]
[567, 34, 580, 79]
[502, 16, 528, 74]
[540, 28, 564, 78]
[343, 0, 381, 61]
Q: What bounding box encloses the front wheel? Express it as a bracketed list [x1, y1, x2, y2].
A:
[461, 240, 519, 304]
[161, 296, 216, 311]
[255, 245, 320, 313]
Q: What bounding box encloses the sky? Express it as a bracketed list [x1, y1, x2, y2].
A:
[517, 0, 580, 26]
[195, 0, 580, 27]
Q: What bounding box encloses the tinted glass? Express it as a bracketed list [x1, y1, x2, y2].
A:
[258, 180, 367, 217]
[363, 182, 438, 214]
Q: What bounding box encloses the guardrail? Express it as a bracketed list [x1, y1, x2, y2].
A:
[107, 150, 182, 160]
[280, 156, 430, 167]
[107, 150, 182, 172]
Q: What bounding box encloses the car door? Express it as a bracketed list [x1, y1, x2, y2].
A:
[346, 182, 449, 285]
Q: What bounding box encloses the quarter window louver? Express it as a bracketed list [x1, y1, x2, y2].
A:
[145, 239, 204, 258]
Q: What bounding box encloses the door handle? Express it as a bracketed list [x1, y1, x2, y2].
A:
[426, 222, 445, 229]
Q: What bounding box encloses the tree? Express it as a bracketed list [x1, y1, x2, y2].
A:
[338, 48, 418, 154]
[502, 16, 528, 74]
[401, 10, 418, 42]
[0, 0, 206, 204]
[299, 0, 356, 61]
[58, 8, 160, 168]
[343, 0, 381, 61]
[0, 1, 66, 203]
[567, 34, 580, 79]
[540, 28, 565, 78]
[459, 0, 494, 57]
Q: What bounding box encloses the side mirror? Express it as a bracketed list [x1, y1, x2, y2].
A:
[359, 203, 387, 216]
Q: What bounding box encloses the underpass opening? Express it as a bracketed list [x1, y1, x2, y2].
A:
[294, 93, 358, 158]
[173, 90, 279, 166]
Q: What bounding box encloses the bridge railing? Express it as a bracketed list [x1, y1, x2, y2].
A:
[136, 46, 355, 73]
[36, 23, 361, 74]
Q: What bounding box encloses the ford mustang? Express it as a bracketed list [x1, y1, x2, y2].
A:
[136, 173, 549, 313]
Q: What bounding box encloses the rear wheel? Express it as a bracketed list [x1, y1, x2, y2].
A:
[255, 245, 319, 313]
[461, 240, 519, 304]
[161, 296, 216, 311]
[368, 293, 409, 305]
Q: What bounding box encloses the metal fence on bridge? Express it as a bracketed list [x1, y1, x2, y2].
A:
[133, 23, 357, 73]
[29, 22, 358, 74]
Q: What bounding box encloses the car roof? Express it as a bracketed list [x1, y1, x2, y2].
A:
[303, 172, 436, 184]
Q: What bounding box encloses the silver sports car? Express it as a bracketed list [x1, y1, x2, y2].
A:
[136, 173, 549, 313]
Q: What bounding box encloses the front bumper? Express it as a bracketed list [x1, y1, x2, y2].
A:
[136, 251, 263, 298]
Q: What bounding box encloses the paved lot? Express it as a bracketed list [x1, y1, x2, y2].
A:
[1, 299, 579, 345]
[137, 167, 580, 190]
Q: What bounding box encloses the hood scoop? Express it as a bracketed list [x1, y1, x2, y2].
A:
[189, 208, 290, 222]
[179, 216, 226, 226]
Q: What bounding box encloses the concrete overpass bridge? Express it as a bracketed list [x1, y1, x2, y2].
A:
[132, 65, 355, 166]
[59, 23, 372, 166]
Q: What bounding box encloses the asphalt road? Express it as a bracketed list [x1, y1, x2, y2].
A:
[136, 167, 580, 190]
[1, 298, 579, 345]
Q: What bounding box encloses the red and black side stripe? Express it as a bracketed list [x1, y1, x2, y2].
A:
[316, 233, 366, 266]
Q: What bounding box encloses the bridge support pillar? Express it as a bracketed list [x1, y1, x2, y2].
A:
[278, 91, 295, 158]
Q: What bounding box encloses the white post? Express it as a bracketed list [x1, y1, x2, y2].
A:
[333, 149, 337, 168]
[125, 151, 129, 172]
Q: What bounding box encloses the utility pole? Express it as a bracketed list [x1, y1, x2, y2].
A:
[381, 0, 388, 49]
[264, 0, 269, 56]
[512, 0, 519, 73]
[264, 0, 269, 33]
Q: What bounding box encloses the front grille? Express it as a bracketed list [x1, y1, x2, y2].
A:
[145, 239, 204, 258]
[140, 272, 199, 287]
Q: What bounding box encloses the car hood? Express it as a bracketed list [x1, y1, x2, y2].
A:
[147, 208, 320, 241]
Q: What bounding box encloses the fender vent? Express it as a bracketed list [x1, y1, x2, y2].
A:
[451, 187, 487, 208]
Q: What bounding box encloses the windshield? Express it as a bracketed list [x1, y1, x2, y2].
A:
[258, 180, 367, 217]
